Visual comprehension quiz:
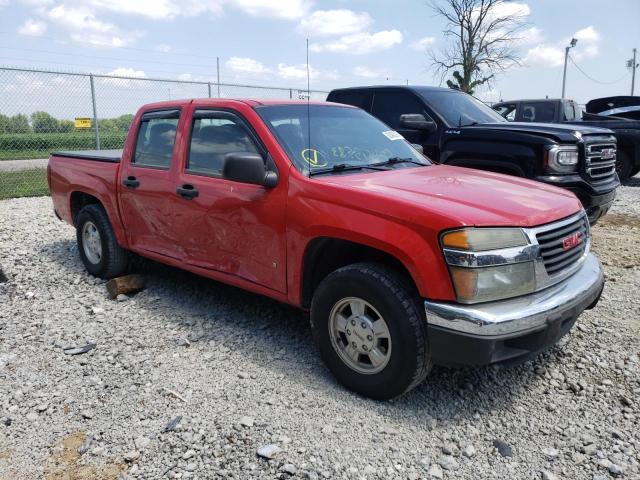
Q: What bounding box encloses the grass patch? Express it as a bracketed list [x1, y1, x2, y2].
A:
[0, 168, 49, 199]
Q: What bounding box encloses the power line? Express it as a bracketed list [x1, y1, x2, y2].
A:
[568, 55, 629, 85]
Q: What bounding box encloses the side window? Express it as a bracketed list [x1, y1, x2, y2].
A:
[494, 103, 517, 121]
[330, 91, 373, 111]
[134, 114, 179, 168]
[371, 91, 424, 129]
[187, 113, 260, 176]
[521, 102, 555, 122]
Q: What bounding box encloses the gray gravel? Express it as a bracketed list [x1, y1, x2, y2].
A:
[0, 184, 639, 479]
[0, 158, 48, 172]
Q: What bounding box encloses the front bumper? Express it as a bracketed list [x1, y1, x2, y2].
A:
[424, 253, 604, 366]
[534, 174, 618, 224]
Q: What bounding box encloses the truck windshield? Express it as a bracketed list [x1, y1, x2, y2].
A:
[255, 104, 430, 175]
[418, 90, 506, 127]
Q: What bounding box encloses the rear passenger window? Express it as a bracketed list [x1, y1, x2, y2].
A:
[371, 91, 424, 129]
[187, 113, 261, 176]
[134, 114, 179, 168]
[521, 102, 556, 122]
[330, 91, 373, 111]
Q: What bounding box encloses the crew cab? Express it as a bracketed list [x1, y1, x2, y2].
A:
[48, 99, 605, 399]
[492, 96, 640, 181]
[327, 86, 620, 224]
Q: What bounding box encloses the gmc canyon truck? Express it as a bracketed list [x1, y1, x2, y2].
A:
[48, 99, 604, 399]
[327, 86, 619, 224]
[492, 97, 640, 181]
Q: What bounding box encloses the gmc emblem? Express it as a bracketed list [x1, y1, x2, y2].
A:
[562, 232, 582, 251]
[600, 148, 615, 160]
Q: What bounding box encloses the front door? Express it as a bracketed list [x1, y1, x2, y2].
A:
[118, 109, 184, 258]
[371, 90, 440, 161]
[169, 108, 288, 293]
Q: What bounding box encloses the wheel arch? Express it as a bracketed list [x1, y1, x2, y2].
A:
[300, 236, 419, 309]
[69, 189, 128, 248]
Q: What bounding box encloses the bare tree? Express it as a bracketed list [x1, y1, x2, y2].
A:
[429, 0, 528, 94]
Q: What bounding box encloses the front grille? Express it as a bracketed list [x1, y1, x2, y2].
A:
[536, 214, 588, 275]
[585, 141, 616, 183]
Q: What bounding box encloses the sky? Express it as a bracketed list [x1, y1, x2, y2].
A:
[0, 0, 639, 108]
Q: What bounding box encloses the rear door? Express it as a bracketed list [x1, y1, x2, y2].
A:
[118, 108, 184, 258]
[169, 107, 288, 293]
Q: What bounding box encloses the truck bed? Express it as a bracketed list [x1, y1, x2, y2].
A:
[48, 151, 123, 237]
[52, 149, 123, 163]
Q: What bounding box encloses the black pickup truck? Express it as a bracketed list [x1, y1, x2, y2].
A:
[327, 86, 619, 224]
[492, 96, 640, 181]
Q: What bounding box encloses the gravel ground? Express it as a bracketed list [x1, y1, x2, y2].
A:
[0, 159, 48, 172]
[1, 183, 639, 480]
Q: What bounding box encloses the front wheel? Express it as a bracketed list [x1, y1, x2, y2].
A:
[311, 263, 431, 399]
[76, 204, 128, 279]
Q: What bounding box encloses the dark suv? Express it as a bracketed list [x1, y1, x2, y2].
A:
[327, 86, 619, 224]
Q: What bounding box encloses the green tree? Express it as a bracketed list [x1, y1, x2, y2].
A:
[429, 0, 528, 94]
[0, 114, 9, 133]
[31, 111, 60, 133]
[6, 114, 30, 133]
[58, 120, 75, 133]
[114, 114, 134, 132]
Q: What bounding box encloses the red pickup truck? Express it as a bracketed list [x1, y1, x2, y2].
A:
[48, 99, 605, 399]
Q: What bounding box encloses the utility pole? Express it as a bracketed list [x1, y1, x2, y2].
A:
[628, 48, 638, 96]
[561, 38, 578, 99]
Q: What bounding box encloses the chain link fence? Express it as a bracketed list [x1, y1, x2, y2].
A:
[0, 66, 328, 199]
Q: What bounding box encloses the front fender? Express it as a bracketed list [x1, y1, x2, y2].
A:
[286, 198, 456, 306]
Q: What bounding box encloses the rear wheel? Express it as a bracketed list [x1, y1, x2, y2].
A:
[311, 263, 431, 399]
[76, 204, 128, 278]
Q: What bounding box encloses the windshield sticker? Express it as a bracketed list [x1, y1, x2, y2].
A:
[382, 130, 403, 141]
[301, 148, 328, 168]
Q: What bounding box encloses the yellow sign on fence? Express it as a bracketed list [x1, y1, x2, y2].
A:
[74, 118, 92, 129]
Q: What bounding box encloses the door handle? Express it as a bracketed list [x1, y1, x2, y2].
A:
[176, 184, 199, 199]
[122, 176, 140, 188]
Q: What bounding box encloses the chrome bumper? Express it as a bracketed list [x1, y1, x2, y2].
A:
[424, 253, 604, 337]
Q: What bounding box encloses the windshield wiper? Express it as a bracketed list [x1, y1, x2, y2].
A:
[309, 163, 389, 177]
[459, 121, 479, 127]
[370, 157, 428, 167]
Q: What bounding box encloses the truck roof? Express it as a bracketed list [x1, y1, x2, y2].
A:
[138, 98, 347, 110]
[330, 85, 452, 94]
[495, 98, 573, 104]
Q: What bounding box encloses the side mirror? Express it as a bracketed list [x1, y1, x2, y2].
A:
[223, 152, 278, 188]
[400, 114, 437, 133]
[411, 143, 424, 154]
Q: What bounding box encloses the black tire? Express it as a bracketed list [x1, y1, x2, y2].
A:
[616, 150, 633, 183]
[76, 204, 128, 279]
[310, 263, 431, 400]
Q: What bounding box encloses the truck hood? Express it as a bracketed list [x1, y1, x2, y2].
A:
[319, 165, 582, 228]
[465, 122, 612, 142]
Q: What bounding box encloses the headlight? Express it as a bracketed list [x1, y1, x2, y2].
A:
[441, 228, 536, 304]
[546, 145, 579, 173]
[448, 263, 536, 303]
[442, 228, 527, 251]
